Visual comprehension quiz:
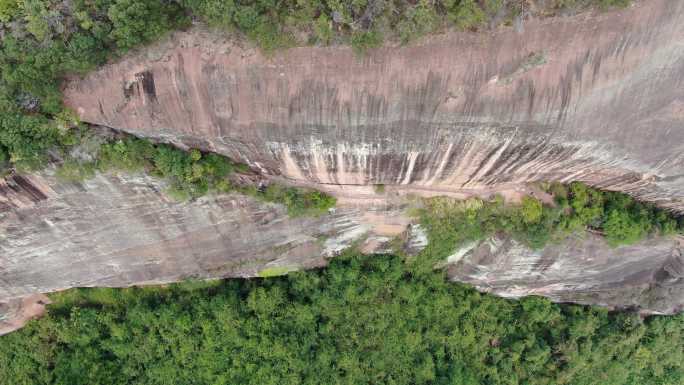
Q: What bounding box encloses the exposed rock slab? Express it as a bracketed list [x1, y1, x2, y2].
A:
[0, 171, 383, 317]
[0, 294, 50, 336]
[0, 169, 682, 335]
[64, 0, 684, 211]
[447, 234, 684, 314]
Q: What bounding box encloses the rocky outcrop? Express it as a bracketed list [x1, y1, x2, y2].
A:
[0, 170, 401, 302]
[64, 0, 684, 211]
[447, 234, 684, 314]
[1, 170, 682, 334]
[0, 294, 50, 336]
[3, 1, 684, 333]
[0, 169, 418, 329]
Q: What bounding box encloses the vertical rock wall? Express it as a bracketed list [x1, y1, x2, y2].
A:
[0, 171, 377, 302]
[64, 0, 684, 210]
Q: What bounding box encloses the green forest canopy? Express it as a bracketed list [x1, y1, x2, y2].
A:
[1, 252, 682, 385]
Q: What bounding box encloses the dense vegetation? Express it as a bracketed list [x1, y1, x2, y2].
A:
[420, 182, 684, 262]
[1, 252, 682, 385]
[183, 0, 632, 51]
[56, 133, 335, 215]
[0, 0, 189, 172]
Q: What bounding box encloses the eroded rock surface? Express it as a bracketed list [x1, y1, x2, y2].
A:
[3, 1, 684, 333]
[64, 0, 684, 211]
[0, 169, 682, 334]
[447, 234, 684, 314]
[0, 294, 50, 336]
[0, 170, 408, 332]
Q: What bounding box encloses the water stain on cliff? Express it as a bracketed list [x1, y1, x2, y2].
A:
[123, 71, 158, 104]
[63, 0, 684, 211]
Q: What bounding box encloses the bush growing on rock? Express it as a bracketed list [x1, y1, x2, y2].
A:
[259, 183, 337, 216]
[420, 182, 683, 264]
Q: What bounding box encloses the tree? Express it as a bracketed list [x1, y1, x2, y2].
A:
[520, 196, 543, 224]
[108, 0, 187, 51]
[603, 209, 648, 246]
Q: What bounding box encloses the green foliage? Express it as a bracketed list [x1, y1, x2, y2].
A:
[55, 159, 95, 182]
[95, 137, 237, 199]
[600, 191, 657, 247]
[553, 0, 631, 11]
[313, 14, 333, 45]
[520, 195, 543, 224]
[598, 0, 631, 7]
[0, 0, 19, 22]
[182, 0, 236, 27]
[20, 0, 51, 41]
[351, 30, 382, 55]
[58, 134, 336, 213]
[107, 0, 188, 51]
[444, 0, 486, 30]
[257, 183, 337, 216]
[396, 0, 439, 43]
[0, 109, 57, 170]
[258, 266, 293, 277]
[0, 146, 8, 170]
[186, 0, 629, 51]
[420, 183, 683, 264]
[1, 253, 681, 385]
[97, 137, 155, 172]
[0, 0, 188, 171]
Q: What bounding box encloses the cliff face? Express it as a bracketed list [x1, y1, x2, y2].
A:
[1, 168, 682, 328]
[2, 1, 684, 332]
[447, 234, 684, 314]
[64, 0, 684, 211]
[0, 170, 383, 302]
[0, 169, 408, 333]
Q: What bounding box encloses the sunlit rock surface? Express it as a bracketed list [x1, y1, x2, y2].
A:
[0, 173, 682, 333]
[64, 0, 684, 211]
[0, 294, 50, 336]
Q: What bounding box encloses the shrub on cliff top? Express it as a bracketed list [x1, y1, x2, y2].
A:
[108, 0, 189, 51]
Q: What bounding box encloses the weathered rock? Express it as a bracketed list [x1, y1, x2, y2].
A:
[0, 294, 50, 336]
[0, 170, 390, 320]
[64, 0, 684, 211]
[0, 171, 682, 334]
[447, 234, 684, 314]
[4, 1, 684, 333]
